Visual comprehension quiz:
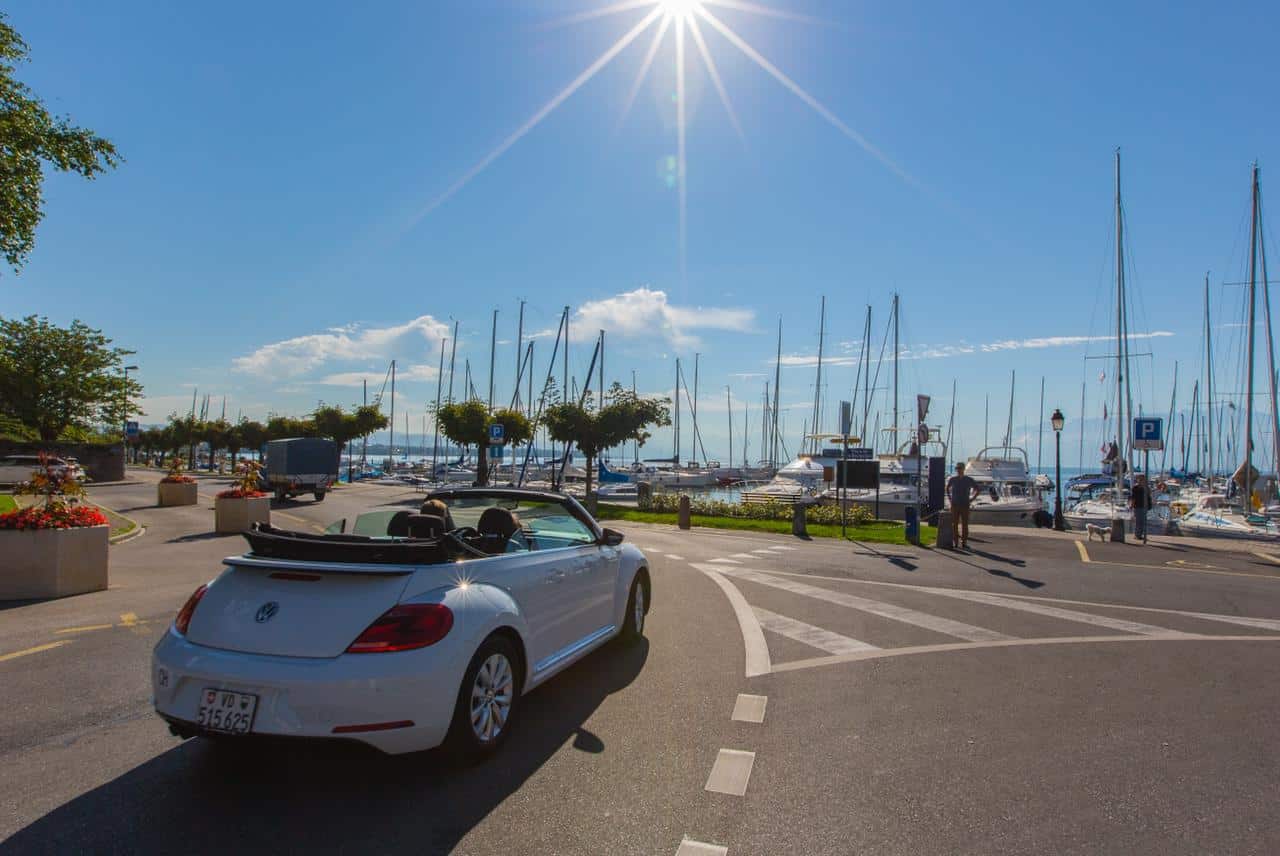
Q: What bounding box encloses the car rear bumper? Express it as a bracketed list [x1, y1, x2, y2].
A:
[152, 629, 461, 754]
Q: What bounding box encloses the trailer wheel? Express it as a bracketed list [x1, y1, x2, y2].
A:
[313, 490, 326, 502]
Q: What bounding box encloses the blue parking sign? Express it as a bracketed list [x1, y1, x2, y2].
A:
[1133, 417, 1163, 451]
[126, 420, 140, 439]
[489, 423, 505, 444]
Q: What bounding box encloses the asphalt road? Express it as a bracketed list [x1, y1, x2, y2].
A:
[3, 469, 1280, 854]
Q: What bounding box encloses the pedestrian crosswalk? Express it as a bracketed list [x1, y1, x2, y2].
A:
[689, 561, 1280, 676]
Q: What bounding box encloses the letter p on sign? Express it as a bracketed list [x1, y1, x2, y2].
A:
[1133, 417, 1163, 451]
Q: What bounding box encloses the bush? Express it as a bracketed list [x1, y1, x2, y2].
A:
[638, 493, 876, 526]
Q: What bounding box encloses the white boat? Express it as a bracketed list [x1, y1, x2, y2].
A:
[1176, 494, 1280, 540]
[962, 447, 1046, 527]
[742, 457, 827, 504]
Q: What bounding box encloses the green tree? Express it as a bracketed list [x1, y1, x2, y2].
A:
[543, 383, 671, 494]
[0, 14, 120, 273]
[266, 415, 315, 441]
[435, 401, 532, 486]
[201, 419, 233, 472]
[0, 315, 141, 442]
[236, 419, 269, 461]
[313, 404, 387, 477]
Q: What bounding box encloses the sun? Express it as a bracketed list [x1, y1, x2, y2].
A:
[659, 0, 703, 17]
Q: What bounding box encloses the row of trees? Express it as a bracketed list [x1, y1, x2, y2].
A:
[133, 405, 388, 470]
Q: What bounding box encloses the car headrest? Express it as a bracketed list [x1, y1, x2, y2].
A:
[476, 507, 521, 554]
[406, 514, 445, 540]
[386, 510, 413, 537]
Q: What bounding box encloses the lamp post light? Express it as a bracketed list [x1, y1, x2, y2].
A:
[122, 365, 138, 460]
[1051, 408, 1066, 530]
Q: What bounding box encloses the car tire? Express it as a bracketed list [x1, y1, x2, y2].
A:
[620, 573, 648, 643]
[313, 490, 326, 502]
[445, 635, 522, 759]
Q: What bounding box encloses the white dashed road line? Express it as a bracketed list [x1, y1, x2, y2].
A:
[731, 693, 768, 724]
[665, 554, 686, 561]
[676, 839, 729, 856]
[753, 607, 880, 655]
[750, 549, 773, 554]
[730, 553, 758, 560]
[704, 565, 1013, 643]
[705, 749, 756, 796]
[707, 557, 741, 564]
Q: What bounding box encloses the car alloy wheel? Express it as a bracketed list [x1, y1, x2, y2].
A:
[469, 653, 514, 743]
[632, 583, 645, 634]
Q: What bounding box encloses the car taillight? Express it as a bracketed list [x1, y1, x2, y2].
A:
[346, 604, 453, 653]
[173, 583, 209, 635]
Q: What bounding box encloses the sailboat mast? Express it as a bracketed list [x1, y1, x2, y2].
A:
[447, 320, 459, 404]
[1205, 273, 1215, 490]
[487, 309, 497, 412]
[1162, 361, 1177, 475]
[946, 378, 957, 465]
[1258, 169, 1279, 487]
[860, 305, 873, 442]
[892, 293, 900, 451]
[772, 318, 782, 466]
[811, 297, 826, 454]
[673, 357, 681, 464]
[1114, 148, 1125, 499]
[1037, 376, 1045, 473]
[1245, 163, 1261, 508]
[389, 359, 396, 464]
[432, 336, 446, 472]
[726, 387, 733, 471]
[1004, 370, 1016, 450]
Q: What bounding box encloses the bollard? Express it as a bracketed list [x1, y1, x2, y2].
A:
[904, 506, 920, 545]
[678, 495, 691, 530]
[636, 481, 653, 508]
[792, 501, 807, 537]
[1109, 517, 1125, 543]
[936, 510, 954, 549]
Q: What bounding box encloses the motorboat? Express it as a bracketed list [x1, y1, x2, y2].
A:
[1175, 494, 1280, 539]
[962, 447, 1046, 527]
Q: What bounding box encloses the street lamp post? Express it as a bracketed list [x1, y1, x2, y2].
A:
[122, 365, 138, 462]
[1051, 408, 1066, 530]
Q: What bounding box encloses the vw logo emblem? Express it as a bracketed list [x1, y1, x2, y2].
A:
[255, 601, 279, 623]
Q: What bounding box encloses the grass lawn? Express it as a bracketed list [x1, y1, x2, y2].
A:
[0, 494, 16, 514]
[596, 504, 937, 547]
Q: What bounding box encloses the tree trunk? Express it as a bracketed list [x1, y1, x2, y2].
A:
[476, 443, 489, 486]
[585, 455, 594, 495]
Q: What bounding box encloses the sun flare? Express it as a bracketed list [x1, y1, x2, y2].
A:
[412, 1, 913, 278]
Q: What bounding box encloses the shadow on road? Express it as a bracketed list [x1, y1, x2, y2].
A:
[849, 541, 917, 572]
[166, 531, 237, 544]
[937, 549, 1044, 589]
[2, 638, 649, 855]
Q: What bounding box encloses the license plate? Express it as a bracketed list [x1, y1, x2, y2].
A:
[196, 688, 258, 735]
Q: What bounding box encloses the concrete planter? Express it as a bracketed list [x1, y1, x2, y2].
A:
[158, 480, 199, 507]
[214, 495, 269, 534]
[0, 525, 110, 600]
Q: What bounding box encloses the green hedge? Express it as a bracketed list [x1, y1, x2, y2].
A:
[639, 493, 876, 526]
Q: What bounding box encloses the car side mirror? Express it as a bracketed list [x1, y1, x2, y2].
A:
[600, 528, 624, 547]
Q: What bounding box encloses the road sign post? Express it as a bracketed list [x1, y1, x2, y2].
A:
[1132, 417, 1163, 452]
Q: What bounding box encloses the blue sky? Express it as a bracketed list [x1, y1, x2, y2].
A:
[4, 0, 1279, 466]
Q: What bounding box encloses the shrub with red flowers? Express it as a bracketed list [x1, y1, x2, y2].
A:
[216, 459, 266, 500]
[1, 453, 107, 530]
[0, 504, 108, 531]
[160, 457, 196, 485]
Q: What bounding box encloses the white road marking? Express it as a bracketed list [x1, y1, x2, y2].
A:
[750, 549, 774, 554]
[665, 554, 686, 561]
[705, 749, 756, 796]
[924, 588, 1185, 636]
[1250, 550, 1280, 566]
[769, 634, 1280, 674]
[1179, 611, 1280, 632]
[702, 565, 1012, 643]
[753, 607, 880, 655]
[707, 557, 742, 564]
[697, 568, 772, 677]
[765, 546, 791, 552]
[732, 693, 768, 724]
[677, 839, 729, 856]
[730, 553, 758, 560]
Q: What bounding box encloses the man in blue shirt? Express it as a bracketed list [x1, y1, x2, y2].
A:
[947, 462, 981, 549]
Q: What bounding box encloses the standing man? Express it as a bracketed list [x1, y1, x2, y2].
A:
[947, 462, 981, 549]
[1130, 473, 1152, 543]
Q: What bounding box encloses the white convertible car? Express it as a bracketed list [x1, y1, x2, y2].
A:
[152, 488, 650, 757]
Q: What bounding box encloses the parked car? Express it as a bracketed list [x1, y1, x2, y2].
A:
[0, 454, 83, 487]
[262, 437, 338, 502]
[151, 488, 650, 756]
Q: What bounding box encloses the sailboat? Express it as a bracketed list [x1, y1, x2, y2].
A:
[1177, 163, 1280, 540]
[1066, 150, 1167, 535]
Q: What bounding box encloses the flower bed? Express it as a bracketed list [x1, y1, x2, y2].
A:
[216, 487, 266, 499]
[160, 475, 197, 485]
[0, 503, 109, 530]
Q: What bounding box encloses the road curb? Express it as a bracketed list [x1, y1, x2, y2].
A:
[109, 524, 146, 545]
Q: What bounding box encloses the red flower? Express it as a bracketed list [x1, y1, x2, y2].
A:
[0, 504, 109, 531]
[160, 475, 197, 484]
[215, 488, 267, 499]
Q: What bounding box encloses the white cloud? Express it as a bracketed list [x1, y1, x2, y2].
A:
[316, 363, 438, 387]
[535, 287, 755, 348]
[233, 316, 448, 378]
[778, 331, 1175, 366]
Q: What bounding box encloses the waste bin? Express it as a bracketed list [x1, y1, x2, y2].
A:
[904, 506, 920, 545]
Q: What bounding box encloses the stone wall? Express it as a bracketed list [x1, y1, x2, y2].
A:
[0, 441, 125, 483]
